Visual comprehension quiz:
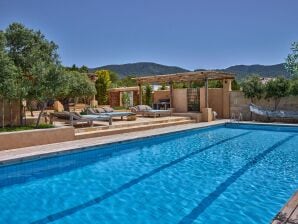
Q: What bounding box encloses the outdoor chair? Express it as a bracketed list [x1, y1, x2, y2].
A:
[51, 111, 112, 126]
[86, 107, 136, 121]
[130, 105, 172, 118]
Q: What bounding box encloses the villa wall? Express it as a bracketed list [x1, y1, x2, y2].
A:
[230, 91, 298, 122]
[200, 79, 232, 119]
[133, 91, 139, 105]
[208, 88, 223, 118]
[108, 90, 139, 107]
[200, 87, 228, 118]
[172, 89, 188, 112]
[0, 99, 21, 127]
[153, 90, 170, 103]
[109, 92, 120, 107]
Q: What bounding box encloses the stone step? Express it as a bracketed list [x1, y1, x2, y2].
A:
[75, 119, 195, 140]
[75, 116, 192, 133]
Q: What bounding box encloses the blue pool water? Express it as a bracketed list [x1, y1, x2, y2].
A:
[0, 124, 297, 224]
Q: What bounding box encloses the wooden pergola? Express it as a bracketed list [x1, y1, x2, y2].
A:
[134, 71, 235, 108]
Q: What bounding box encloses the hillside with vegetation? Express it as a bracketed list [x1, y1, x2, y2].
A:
[89, 62, 189, 77]
[88, 62, 289, 79]
[222, 63, 290, 79]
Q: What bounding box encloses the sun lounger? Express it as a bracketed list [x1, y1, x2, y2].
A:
[87, 107, 135, 120]
[130, 105, 172, 118]
[51, 111, 112, 126]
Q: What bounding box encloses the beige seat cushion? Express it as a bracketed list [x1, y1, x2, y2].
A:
[102, 106, 114, 112]
[95, 108, 105, 113]
[137, 105, 152, 111]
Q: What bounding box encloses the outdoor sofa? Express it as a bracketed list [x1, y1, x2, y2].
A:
[131, 105, 172, 118]
[50, 111, 112, 126]
[86, 106, 136, 120]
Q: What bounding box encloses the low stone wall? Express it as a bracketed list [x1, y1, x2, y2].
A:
[0, 126, 75, 150]
[230, 91, 298, 122]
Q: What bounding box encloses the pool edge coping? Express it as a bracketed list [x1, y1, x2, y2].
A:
[0, 121, 227, 166]
[1, 120, 298, 166]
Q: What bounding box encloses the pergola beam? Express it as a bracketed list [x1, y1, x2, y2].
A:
[134, 71, 235, 85]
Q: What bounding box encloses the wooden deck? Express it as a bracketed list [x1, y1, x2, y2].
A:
[272, 191, 298, 224]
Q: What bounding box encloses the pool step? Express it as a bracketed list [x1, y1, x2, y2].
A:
[75, 117, 192, 133]
[74, 119, 195, 140]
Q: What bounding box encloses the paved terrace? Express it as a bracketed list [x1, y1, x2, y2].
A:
[0, 120, 227, 165]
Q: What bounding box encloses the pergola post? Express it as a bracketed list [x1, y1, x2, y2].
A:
[138, 83, 142, 105]
[169, 81, 173, 108]
[205, 78, 209, 108]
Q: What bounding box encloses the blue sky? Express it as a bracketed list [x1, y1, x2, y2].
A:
[0, 0, 297, 70]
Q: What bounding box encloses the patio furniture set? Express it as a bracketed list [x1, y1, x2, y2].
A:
[50, 105, 172, 126]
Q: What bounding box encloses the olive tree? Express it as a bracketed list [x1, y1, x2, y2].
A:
[285, 42, 298, 96]
[265, 77, 290, 110]
[290, 78, 298, 96]
[58, 71, 96, 112]
[4, 23, 60, 126]
[0, 32, 20, 127]
[285, 42, 298, 78]
[241, 75, 264, 103]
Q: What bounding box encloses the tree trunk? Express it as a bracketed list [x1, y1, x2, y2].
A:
[20, 99, 23, 126]
[1, 98, 4, 129]
[62, 98, 69, 111]
[9, 100, 13, 127]
[274, 98, 280, 110]
[24, 104, 27, 126]
[35, 102, 45, 128]
[29, 101, 34, 117]
[250, 98, 253, 120]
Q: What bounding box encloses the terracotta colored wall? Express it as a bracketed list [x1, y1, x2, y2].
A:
[172, 89, 188, 112]
[133, 90, 139, 106]
[109, 90, 139, 107]
[0, 126, 75, 150]
[153, 90, 170, 103]
[230, 91, 298, 122]
[109, 92, 120, 107]
[0, 100, 20, 127]
[200, 88, 206, 112]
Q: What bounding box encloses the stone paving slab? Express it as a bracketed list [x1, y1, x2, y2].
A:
[272, 191, 298, 224]
[0, 120, 228, 165]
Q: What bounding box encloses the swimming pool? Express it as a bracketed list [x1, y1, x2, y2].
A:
[0, 124, 297, 224]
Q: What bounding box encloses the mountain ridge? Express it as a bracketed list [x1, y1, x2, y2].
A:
[89, 62, 290, 79]
[89, 62, 189, 77]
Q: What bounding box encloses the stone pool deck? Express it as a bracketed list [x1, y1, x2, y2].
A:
[0, 120, 228, 165]
[272, 191, 298, 224]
